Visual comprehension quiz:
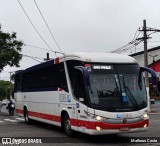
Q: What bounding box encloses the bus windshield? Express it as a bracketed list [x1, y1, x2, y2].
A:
[87, 64, 147, 112]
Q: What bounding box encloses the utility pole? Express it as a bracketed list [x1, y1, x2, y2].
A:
[6, 86, 8, 98]
[9, 72, 12, 100]
[143, 20, 149, 87]
[138, 20, 160, 86]
[137, 20, 160, 111]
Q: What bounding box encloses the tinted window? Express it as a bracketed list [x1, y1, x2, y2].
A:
[67, 60, 83, 91]
[14, 74, 22, 92]
[21, 63, 68, 92]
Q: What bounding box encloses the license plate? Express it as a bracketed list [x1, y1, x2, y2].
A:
[119, 127, 130, 131]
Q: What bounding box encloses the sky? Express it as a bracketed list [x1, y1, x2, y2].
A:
[0, 0, 160, 80]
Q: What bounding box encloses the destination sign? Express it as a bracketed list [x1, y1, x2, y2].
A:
[93, 65, 112, 70]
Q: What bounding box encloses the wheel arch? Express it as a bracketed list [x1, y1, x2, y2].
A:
[61, 109, 71, 128]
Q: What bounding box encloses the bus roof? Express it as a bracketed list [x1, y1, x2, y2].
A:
[16, 52, 137, 75]
[63, 52, 137, 63]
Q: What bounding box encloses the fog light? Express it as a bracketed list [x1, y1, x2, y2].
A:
[96, 126, 102, 131]
[144, 124, 147, 128]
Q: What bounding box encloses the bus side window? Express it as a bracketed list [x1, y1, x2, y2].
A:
[57, 63, 68, 92]
[14, 75, 22, 92]
[73, 70, 86, 103]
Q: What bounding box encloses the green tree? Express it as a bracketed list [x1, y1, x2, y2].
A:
[0, 25, 23, 72]
[0, 80, 13, 100]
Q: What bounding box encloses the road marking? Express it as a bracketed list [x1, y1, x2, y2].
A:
[4, 119, 18, 122]
[0, 120, 4, 123]
[15, 118, 25, 121]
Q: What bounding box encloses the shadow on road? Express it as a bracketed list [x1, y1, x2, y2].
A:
[26, 120, 132, 143]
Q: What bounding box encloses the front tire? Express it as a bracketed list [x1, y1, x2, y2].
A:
[63, 114, 73, 136]
[24, 108, 31, 124]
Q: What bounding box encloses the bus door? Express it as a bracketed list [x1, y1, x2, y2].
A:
[73, 67, 89, 133]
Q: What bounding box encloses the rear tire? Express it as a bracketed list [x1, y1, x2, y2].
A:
[63, 114, 73, 136]
[24, 108, 31, 124]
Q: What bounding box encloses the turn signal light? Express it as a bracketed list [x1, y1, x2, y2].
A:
[96, 126, 102, 131]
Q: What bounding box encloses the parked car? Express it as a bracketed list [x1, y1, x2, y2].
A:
[1, 99, 10, 113]
[1, 99, 10, 106]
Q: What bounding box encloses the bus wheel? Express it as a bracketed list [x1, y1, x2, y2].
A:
[24, 108, 31, 124]
[64, 114, 73, 136]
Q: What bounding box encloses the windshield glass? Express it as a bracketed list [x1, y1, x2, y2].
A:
[87, 64, 147, 112]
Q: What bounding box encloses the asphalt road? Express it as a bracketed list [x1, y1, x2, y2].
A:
[0, 105, 160, 146]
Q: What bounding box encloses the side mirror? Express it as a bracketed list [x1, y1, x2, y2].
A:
[140, 67, 157, 89]
[74, 66, 90, 86]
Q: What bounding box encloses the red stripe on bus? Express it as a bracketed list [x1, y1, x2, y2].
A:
[15, 109, 148, 130]
[28, 111, 61, 123]
[16, 109, 24, 115]
[15, 109, 61, 122]
[70, 119, 148, 129]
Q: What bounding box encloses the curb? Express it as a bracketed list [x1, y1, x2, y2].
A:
[149, 112, 160, 115]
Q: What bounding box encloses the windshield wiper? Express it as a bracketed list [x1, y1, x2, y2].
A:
[123, 77, 139, 110]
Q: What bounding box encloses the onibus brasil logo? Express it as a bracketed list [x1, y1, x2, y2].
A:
[1, 138, 42, 145]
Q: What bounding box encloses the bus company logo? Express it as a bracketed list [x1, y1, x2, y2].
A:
[116, 114, 121, 118]
[85, 64, 91, 72]
[123, 119, 127, 124]
[67, 95, 71, 102]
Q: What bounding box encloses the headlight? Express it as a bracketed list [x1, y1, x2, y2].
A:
[84, 110, 105, 121]
[95, 115, 104, 121]
[143, 113, 148, 119]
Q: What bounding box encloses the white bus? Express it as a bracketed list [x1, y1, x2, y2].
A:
[15, 52, 157, 136]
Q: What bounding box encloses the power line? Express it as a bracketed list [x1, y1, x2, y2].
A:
[34, 0, 62, 53]
[111, 39, 143, 54]
[148, 41, 160, 42]
[110, 28, 143, 53]
[25, 44, 53, 52]
[110, 43, 131, 53]
[21, 54, 44, 63]
[24, 44, 64, 56]
[23, 55, 42, 63]
[22, 54, 44, 60]
[17, 0, 53, 52]
[110, 26, 151, 54]
[131, 27, 142, 42]
[117, 40, 143, 54]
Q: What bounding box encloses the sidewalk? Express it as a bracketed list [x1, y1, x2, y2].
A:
[150, 103, 160, 114]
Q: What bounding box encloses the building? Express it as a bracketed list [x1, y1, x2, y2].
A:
[130, 46, 160, 93]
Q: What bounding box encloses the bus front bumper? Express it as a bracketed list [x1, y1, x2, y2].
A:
[88, 127, 148, 135]
[72, 119, 149, 135]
